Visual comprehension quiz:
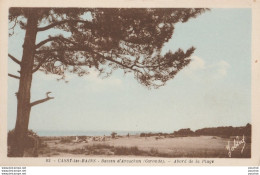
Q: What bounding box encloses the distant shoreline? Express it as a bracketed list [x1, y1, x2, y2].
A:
[30, 123, 251, 137]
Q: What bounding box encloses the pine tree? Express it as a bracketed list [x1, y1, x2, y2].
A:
[8, 8, 208, 156]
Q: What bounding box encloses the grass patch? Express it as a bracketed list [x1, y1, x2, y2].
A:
[60, 137, 73, 143]
[38, 140, 251, 158]
[113, 146, 144, 156]
[85, 144, 114, 149]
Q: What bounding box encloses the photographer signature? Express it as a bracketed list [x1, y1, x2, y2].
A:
[226, 135, 246, 158]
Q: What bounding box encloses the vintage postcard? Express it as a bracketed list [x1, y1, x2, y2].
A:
[0, 0, 260, 166]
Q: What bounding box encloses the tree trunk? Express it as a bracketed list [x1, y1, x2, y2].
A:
[10, 9, 38, 157]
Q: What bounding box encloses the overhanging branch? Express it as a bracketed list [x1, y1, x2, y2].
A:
[30, 92, 54, 107]
[35, 46, 142, 73]
[35, 37, 60, 49]
[32, 57, 50, 73]
[35, 36, 76, 49]
[37, 20, 93, 32]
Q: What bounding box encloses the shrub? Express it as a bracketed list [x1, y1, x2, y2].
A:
[113, 146, 143, 155]
[173, 128, 194, 136]
[60, 137, 73, 143]
[113, 147, 129, 155]
[140, 133, 146, 137]
[149, 148, 159, 156]
[78, 136, 87, 140]
[8, 129, 39, 149]
[93, 144, 113, 149]
[8, 129, 41, 157]
[111, 132, 117, 139]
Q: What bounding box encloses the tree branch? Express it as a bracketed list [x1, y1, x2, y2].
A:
[94, 52, 142, 73]
[35, 37, 60, 49]
[8, 17, 18, 30]
[32, 57, 50, 73]
[9, 17, 18, 36]
[35, 47, 86, 54]
[8, 73, 20, 79]
[8, 54, 21, 65]
[35, 38, 156, 72]
[35, 36, 76, 49]
[36, 46, 142, 73]
[37, 20, 93, 32]
[30, 92, 54, 107]
[34, 36, 77, 72]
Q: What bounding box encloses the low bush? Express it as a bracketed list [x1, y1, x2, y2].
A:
[8, 129, 40, 148]
[113, 146, 144, 155]
[60, 137, 73, 143]
[8, 129, 41, 157]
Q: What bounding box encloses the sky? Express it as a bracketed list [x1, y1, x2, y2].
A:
[8, 9, 252, 134]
